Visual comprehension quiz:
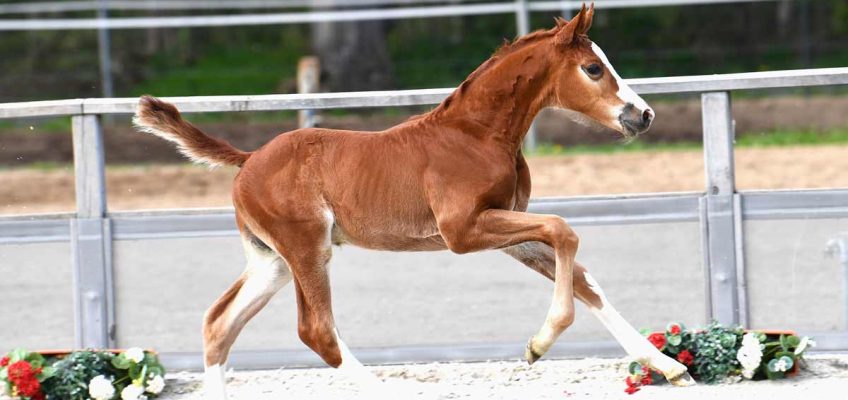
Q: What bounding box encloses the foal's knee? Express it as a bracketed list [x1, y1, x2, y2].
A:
[546, 217, 578, 253]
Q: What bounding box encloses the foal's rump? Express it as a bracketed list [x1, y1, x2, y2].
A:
[133, 96, 443, 251]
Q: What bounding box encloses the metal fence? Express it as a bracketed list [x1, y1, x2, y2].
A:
[2, 67, 848, 369]
[0, 0, 781, 17]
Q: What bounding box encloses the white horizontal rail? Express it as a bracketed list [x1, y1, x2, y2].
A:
[1, 68, 846, 119]
[0, 3, 514, 30]
[0, 0, 780, 30]
[531, 0, 777, 11]
[0, 0, 461, 14]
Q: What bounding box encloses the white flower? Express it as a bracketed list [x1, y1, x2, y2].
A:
[88, 375, 116, 400]
[121, 383, 146, 400]
[125, 347, 145, 363]
[774, 358, 789, 372]
[736, 333, 763, 379]
[146, 375, 165, 394]
[795, 336, 816, 355]
[741, 332, 761, 349]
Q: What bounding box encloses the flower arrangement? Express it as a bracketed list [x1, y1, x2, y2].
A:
[1, 348, 165, 400]
[624, 321, 814, 394]
[0, 350, 53, 400]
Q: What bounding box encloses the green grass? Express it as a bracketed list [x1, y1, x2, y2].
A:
[0, 117, 72, 135]
[0, 161, 72, 172]
[530, 141, 700, 156]
[130, 30, 308, 97]
[736, 128, 848, 147]
[528, 127, 848, 156]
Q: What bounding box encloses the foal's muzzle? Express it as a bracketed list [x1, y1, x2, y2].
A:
[619, 103, 654, 137]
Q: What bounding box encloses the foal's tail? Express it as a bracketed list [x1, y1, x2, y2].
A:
[133, 95, 250, 168]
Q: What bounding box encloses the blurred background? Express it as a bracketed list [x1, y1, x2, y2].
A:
[1, 0, 847, 366]
[0, 0, 847, 213]
[0, 0, 847, 214]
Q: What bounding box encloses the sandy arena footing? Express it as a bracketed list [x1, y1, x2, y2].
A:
[159, 354, 848, 400]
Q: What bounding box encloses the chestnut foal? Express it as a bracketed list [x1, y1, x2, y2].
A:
[134, 4, 693, 397]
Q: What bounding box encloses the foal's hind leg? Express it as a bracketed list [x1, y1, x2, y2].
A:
[202, 237, 292, 399]
[269, 221, 381, 388]
[503, 242, 695, 386]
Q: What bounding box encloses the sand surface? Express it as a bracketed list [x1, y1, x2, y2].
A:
[158, 354, 848, 400]
[3, 144, 848, 215]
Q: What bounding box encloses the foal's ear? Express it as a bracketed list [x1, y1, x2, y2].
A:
[555, 2, 595, 47]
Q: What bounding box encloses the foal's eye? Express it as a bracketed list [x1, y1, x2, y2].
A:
[582, 63, 604, 80]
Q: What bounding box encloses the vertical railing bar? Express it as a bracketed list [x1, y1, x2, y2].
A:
[701, 91, 740, 326]
[699, 195, 713, 323]
[733, 193, 749, 327]
[103, 218, 117, 347]
[71, 114, 113, 349]
[73, 115, 107, 218]
[297, 56, 321, 129]
[70, 222, 84, 347]
[515, 0, 529, 37]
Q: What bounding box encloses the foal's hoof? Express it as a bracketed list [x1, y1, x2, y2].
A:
[667, 371, 696, 387]
[524, 338, 542, 365]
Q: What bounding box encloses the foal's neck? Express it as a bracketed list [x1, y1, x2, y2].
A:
[432, 42, 553, 152]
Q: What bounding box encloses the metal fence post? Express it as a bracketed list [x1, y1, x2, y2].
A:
[515, 0, 530, 37]
[560, 0, 574, 19]
[71, 114, 115, 348]
[701, 92, 741, 326]
[297, 56, 321, 128]
[96, 0, 114, 98]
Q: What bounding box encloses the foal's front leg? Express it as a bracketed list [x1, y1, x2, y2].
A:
[503, 242, 695, 386]
[438, 209, 579, 364]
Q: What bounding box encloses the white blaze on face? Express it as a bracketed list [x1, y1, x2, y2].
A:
[590, 42, 650, 112]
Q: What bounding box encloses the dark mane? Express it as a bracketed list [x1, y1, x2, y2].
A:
[425, 20, 575, 117]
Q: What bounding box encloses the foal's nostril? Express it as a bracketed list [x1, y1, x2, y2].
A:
[642, 109, 654, 124]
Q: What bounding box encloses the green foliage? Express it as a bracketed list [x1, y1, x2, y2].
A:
[41, 351, 116, 400]
[29, 349, 168, 400]
[3, 1, 847, 102]
[692, 322, 744, 384]
[132, 27, 309, 96]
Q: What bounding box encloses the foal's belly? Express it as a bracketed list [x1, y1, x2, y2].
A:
[329, 212, 447, 252]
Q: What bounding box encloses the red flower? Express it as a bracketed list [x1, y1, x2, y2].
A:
[624, 376, 641, 395]
[647, 333, 666, 350]
[640, 372, 653, 386]
[669, 324, 682, 335]
[677, 349, 694, 366]
[0, 356, 9, 367]
[16, 378, 42, 397]
[6, 360, 44, 399]
[8, 360, 35, 381]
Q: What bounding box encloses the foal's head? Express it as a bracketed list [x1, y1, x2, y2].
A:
[547, 4, 653, 139]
